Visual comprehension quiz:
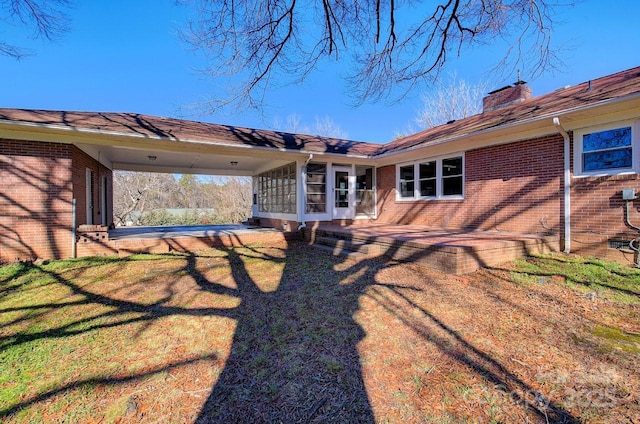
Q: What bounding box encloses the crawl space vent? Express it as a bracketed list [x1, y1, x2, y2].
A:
[608, 239, 631, 250]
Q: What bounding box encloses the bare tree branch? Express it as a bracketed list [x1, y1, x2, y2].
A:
[1, 0, 71, 58]
[180, 0, 568, 111]
[414, 72, 490, 129]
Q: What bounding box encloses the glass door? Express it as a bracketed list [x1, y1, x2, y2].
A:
[333, 167, 354, 219]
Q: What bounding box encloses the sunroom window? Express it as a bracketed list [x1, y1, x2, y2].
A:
[256, 163, 296, 213]
[397, 154, 464, 200]
[306, 163, 327, 213]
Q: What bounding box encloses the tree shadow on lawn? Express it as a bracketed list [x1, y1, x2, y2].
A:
[193, 243, 579, 423]
[192, 244, 375, 423]
[0, 242, 581, 423]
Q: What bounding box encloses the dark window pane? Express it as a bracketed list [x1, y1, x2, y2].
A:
[306, 163, 326, 212]
[307, 163, 326, 173]
[335, 171, 348, 190]
[400, 165, 414, 181]
[307, 184, 325, 194]
[420, 179, 436, 197]
[400, 181, 414, 198]
[306, 203, 326, 213]
[306, 173, 326, 183]
[443, 176, 463, 196]
[306, 193, 326, 204]
[583, 148, 632, 171]
[583, 127, 632, 152]
[442, 157, 463, 176]
[419, 161, 436, 179]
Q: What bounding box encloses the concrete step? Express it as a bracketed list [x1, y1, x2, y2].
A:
[314, 236, 382, 257]
[311, 243, 371, 260]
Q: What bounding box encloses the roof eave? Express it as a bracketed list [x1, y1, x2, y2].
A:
[374, 90, 640, 163]
[0, 118, 374, 161]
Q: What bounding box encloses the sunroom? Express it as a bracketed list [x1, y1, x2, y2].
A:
[252, 161, 376, 228]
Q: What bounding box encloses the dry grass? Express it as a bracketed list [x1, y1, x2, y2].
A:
[0, 241, 638, 423]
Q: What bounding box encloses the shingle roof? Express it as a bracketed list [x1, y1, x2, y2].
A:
[1, 66, 639, 158]
[0, 109, 381, 156]
[379, 66, 640, 155]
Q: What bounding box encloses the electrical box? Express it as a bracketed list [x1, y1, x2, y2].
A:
[622, 188, 636, 200]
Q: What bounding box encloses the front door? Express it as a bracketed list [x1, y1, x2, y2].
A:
[333, 167, 354, 219]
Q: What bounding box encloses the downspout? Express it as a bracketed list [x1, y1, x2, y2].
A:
[297, 154, 314, 231]
[71, 198, 77, 258]
[553, 117, 571, 253]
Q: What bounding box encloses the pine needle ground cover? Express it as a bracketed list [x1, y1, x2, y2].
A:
[1, 241, 638, 423]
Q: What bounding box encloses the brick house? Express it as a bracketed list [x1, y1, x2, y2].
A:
[1, 65, 640, 263]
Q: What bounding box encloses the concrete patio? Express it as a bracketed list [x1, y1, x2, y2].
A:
[304, 223, 560, 274]
[75, 222, 558, 274]
[76, 224, 297, 258]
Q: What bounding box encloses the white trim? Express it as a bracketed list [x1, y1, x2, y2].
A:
[553, 117, 571, 254]
[254, 212, 298, 221]
[303, 162, 331, 221]
[573, 119, 639, 177]
[297, 159, 307, 224]
[355, 165, 377, 219]
[395, 153, 465, 201]
[332, 165, 355, 219]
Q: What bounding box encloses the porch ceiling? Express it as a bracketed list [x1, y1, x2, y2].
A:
[76, 142, 293, 176]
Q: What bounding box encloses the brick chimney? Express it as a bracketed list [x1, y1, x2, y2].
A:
[482, 81, 532, 112]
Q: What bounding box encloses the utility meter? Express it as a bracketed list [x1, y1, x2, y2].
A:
[622, 188, 636, 200]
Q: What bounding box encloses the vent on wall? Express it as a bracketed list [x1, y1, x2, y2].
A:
[608, 239, 632, 250]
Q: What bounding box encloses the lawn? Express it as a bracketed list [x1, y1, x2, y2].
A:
[0, 241, 639, 423]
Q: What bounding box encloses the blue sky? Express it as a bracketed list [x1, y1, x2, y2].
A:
[2, 1, 639, 143]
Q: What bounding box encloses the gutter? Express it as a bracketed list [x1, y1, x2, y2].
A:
[71, 198, 77, 258]
[297, 154, 314, 231]
[553, 117, 571, 253]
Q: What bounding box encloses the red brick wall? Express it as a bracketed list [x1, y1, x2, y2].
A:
[376, 135, 564, 234]
[1, 139, 74, 261]
[0, 140, 113, 262]
[253, 217, 299, 232]
[483, 84, 532, 111]
[72, 146, 113, 228]
[569, 131, 640, 261]
[375, 133, 640, 261]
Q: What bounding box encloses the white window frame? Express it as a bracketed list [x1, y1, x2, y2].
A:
[574, 120, 639, 177]
[395, 153, 465, 201]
